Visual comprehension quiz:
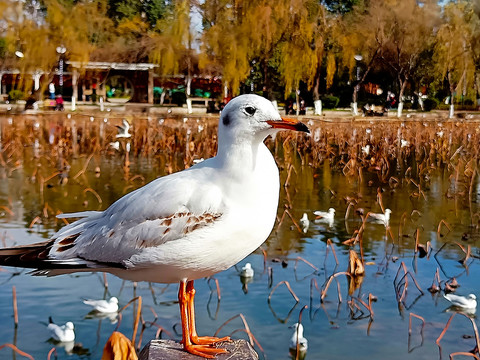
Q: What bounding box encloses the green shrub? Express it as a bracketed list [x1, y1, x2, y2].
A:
[321, 95, 340, 109]
[423, 98, 439, 111]
[8, 89, 24, 102]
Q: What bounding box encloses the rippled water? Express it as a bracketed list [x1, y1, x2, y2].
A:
[0, 115, 480, 359]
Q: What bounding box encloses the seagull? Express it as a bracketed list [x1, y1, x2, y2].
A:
[367, 208, 391, 226]
[361, 144, 370, 155]
[314, 208, 335, 228]
[48, 317, 75, 342]
[0, 94, 309, 358]
[240, 263, 254, 278]
[289, 323, 308, 353]
[109, 141, 120, 151]
[444, 293, 477, 310]
[83, 296, 119, 313]
[299, 213, 309, 233]
[116, 119, 131, 138]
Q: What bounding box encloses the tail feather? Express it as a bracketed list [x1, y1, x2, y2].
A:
[0, 240, 56, 269]
[0, 240, 125, 275]
[0, 240, 88, 270]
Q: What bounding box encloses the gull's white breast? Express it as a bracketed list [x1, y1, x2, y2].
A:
[112, 144, 279, 283]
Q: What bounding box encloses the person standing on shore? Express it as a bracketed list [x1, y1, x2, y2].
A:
[49, 82, 55, 99]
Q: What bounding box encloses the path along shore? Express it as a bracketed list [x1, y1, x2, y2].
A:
[1, 101, 479, 122]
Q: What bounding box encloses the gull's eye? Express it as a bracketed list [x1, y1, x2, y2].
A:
[244, 106, 256, 116]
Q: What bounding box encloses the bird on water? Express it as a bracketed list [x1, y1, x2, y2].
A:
[0, 94, 309, 358]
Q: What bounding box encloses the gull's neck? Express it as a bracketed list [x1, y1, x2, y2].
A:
[216, 132, 267, 176]
[296, 325, 304, 338]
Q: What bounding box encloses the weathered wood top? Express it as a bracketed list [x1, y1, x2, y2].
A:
[138, 339, 259, 360]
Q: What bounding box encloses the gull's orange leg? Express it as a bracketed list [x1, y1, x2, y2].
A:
[186, 280, 231, 346]
[178, 280, 226, 358]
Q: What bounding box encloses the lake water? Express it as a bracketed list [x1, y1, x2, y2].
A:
[0, 114, 479, 359]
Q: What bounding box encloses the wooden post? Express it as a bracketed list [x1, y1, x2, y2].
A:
[72, 68, 78, 101]
[138, 339, 258, 360]
[72, 68, 78, 111]
[148, 69, 154, 104]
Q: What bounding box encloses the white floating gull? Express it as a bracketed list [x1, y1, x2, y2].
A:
[444, 293, 477, 310]
[83, 296, 119, 313]
[299, 213, 309, 233]
[48, 317, 75, 342]
[314, 208, 335, 228]
[240, 263, 254, 278]
[367, 208, 391, 226]
[289, 323, 308, 353]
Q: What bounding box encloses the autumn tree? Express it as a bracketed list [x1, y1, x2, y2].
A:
[374, 0, 439, 117]
[45, 0, 113, 64]
[0, 0, 55, 94]
[149, 0, 194, 90]
[434, 0, 477, 117]
[468, 0, 480, 102]
[334, 3, 382, 115]
[200, 0, 256, 97]
[323, 0, 364, 14]
[276, 0, 322, 110]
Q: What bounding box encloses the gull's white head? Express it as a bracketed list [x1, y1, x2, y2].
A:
[218, 94, 309, 149]
[243, 263, 252, 270]
[110, 297, 119, 304]
[65, 322, 74, 330]
[469, 294, 477, 300]
[385, 209, 392, 216]
[329, 208, 335, 214]
[290, 323, 303, 333]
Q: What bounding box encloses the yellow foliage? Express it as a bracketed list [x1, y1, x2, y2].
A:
[101, 332, 138, 360]
[325, 53, 336, 90]
[117, 16, 148, 36]
[149, 0, 192, 76]
[277, 0, 321, 96]
[434, 1, 476, 97]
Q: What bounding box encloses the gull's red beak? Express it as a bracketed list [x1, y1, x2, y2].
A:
[266, 118, 310, 133]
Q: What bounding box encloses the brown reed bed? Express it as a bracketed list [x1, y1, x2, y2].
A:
[2, 114, 480, 201]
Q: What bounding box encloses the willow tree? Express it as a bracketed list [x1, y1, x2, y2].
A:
[434, 1, 476, 118]
[45, 0, 113, 64]
[334, 4, 383, 115]
[468, 1, 480, 105]
[0, 0, 57, 94]
[239, 0, 288, 98]
[150, 0, 194, 91]
[276, 0, 321, 110]
[373, 0, 439, 117]
[200, 0, 254, 96]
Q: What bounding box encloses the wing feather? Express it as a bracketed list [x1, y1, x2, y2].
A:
[50, 162, 225, 265]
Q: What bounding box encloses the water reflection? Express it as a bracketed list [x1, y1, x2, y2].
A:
[1, 114, 480, 359]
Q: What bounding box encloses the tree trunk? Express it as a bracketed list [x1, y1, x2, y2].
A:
[448, 71, 455, 118]
[295, 86, 300, 116]
[263, 60, 270, 99]
[313, 70, 321, 101]
[397, 76, 408, 118]
[352, 84, 359, 115]
[314, 100, 322, 116]
[475, 72, 480, 108]
[397, 102, 403, 118]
